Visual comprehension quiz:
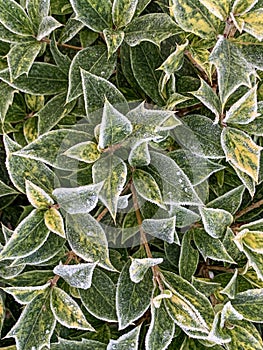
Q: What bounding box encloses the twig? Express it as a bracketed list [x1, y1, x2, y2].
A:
[50, 251, 76, 287]
[41, 37, 83, 51]
[235, 199, 263, 220]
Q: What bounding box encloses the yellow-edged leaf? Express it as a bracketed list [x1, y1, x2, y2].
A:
[44, 208, 65, 238]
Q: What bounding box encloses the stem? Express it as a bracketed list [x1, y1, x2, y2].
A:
[235, 199, 263, 220]
[131, 183, 164, 291]
[41, 37, 83, 51]
[184, 50, 210, 83]
[205, 265, 236, 273]
[50, 251, 76, 287]
[96, 207, 109, 222]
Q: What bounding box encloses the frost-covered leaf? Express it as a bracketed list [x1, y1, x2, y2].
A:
[220, 269, 238, 299]
[103, 29, 124, 58]
[70, 0, 112, 32]
[238, 9, 263, 41]
[209, 36, 254, 105]
[3, 283, 50, 304]
[98, 99, 132, 149]
[44, 208, 65, 238]
[200, 207, 233, 238]
[53, 182, 103, 214]
[65, 141, 101, 164]
[129, 258, 163, 283]
[37, 16, 62, 41]
[93, 155, 127, 220]
[66, 213, 115, 271]
[124, 13, 181, 47]
[0, 82, 15, 122]
[53, 262, 96, 289]
[172, 0, 219, 39]
[232, 163, 256, 197]
[158, 40, 188, 76]
[0, 180, 18, 197]
[79, 268, 117, 322]
[224, 85, 258, 124]
[107, 325, 141, 350]
[112, 0, 138, 28]
[51, 287, 95, 330]
[6, 291, 56, 350]
[235, 229, 263, 254]
[0, 209, 49, 260]
[231, 0, 258, 15]
[179, 230, 199, 281]
[150, 151, 202, 206]
[232, 288, 263, 322]
[128, 141, 150, 167]
[50, 338, 107, 350]
[26, 0, 50, 27]
[23, 115, 38, 143]
[221, 127, 262, 182]
[117, 260, 153, 329]
[199, 0, 229, 20]
[142, 217, 178, 244]
[193, 228, 235, 263]
[67, 46, 116, 103]
[25, 179, 54, 209]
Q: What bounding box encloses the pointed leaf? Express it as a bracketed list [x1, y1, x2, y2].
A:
[103, 29, 124, 58]
[0, 82, 15, 122]
[66, 213, 115, 271]
[235, 229, 263, 254]
[129, 258, 163, 283]
[37, 16, 62, 41]
[199, 0, 229, 20]
[240, 9, 263, 41]
[232, 163, 255, 197]
[25, 179, 54, 209]
[51, 287, 95, 330]
[112, 0, 138, 28]
[179, 230, 199, 281]
[232, 288, 263, 322]
[220, 269, 238, 299]
[200, 207, 233, 238]
[226, 320, 263, 350]
[0, 180, 18, 197]
[65, 141, 101, 163]
[3, 283, 50, 304]
[232, 0, 258, 15]
[50, 338, 106, 350]
[107, 325, 141, 350]
[207, 185, 245, 214]
[128, 141, 150, 167]
[44, 208, 65, 238]
[26, 0, 50, 27]
[221, 127, 262, 182]
[142, 217, 178, 244]
[50, 36, 71, 75]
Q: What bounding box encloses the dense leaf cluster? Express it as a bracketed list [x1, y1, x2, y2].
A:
[0, 0, 263, 349]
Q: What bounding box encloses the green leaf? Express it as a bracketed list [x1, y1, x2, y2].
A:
[81, 69, 129, 119]
[129, 258, 163, 283]
[53, 182, 103, 214]
[172, 0, 219, 39]
[200, 207, 233, 238]
[79, 268, 117, 322]
[193, 228, 235, 263]
[231, 288, 263, 322]
[142, 217, 178, 244]
[92, 155, 127, 220]
[150, 151, 203, 206]
[0, 180, 18, 197]
[231, 0, 258, 15]
[70, 0, 112, 32]
[25, 179, 54, 209]
[116, 260, 153, 329]
[132, 169, 165, 209]
[0, 209, 50, 260]
[234, 34, 263, 70]
[221, 127, 262, 182]
[124, 13, 181, 47]
[50, 36, 71, 75]
[7, 41, 42, 80]
[3, 283, 50, 304]
[50, 338, 107, 350]
[44, 208, 65, 238]
[25, 94, 45, 112]
[65, 141, 101, 164]
[128, 141, 150, 167]
[235, 229, 263, 254]
[67, 46, 116, 103]
[107, 325, 141, 350]
[0, 291, 4, 336]
[51, 286, 95, 330]
[53, 262, 96, 289]
[66, 213, 115, 271]
[0, 82, 15, 122]
[103, 29, 124, 58]
[98, 99, 132, 149]
[112, 0, 138, 28]
[224, 85, 258, 124]
[23, 115, 38, 143]
[145, 300, 175, 350]
[238, 9, 263, 41]
[0, 63, 68, 95]
[36, 16, 62, 41]
[0, 0, 34, 36]
[220, 269, 238, 299]
[232, 163, 255, 197]
[6, 291, 56, 350]
[199, 0, 229, 20]
[209, 36, 254, 105]
[179, 230, 199, 281]
[158, 40, 189, 76]
[26, 0, 50, 28]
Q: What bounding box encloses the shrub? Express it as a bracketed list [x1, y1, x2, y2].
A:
[0, 0, 263, 349]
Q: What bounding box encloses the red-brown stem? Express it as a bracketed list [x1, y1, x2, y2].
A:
[41, 37, 83, 51]
[235, 199, 263, 220]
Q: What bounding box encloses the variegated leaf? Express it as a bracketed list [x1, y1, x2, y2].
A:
[200, 207, 233, 238]
[3, 283, 50, 304]
[44, 208, 65, 238]
[36, 16, 62, 41]
[129, 258, 163, 283]
[25, 179, 54, 209]
[112, 0, 138, 28]
[64, 141, 101, 164]
[103, 29, 124, 58]
[107, 325, 141, 350]
[199, 0, 229, 20]
[142, 217, 178, 244]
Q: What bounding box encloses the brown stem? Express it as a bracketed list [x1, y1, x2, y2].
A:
[41, 37, 83, 51]
[50, 251, 76, 287]
[205, 265, 236, 273]
[235, 199, 263, 220]
[96, 207, 109, 222]
[131, 183, 164, 291]
[184, 50, 210, 83]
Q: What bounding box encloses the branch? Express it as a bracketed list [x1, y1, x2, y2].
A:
[41, 37, 83, 51]
[235, 199, 263, 220]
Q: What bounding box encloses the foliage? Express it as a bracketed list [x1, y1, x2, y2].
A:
[0, 0, 263, 349]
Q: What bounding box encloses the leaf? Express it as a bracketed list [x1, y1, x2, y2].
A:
[44, 208, 65, 238]
[92, 155, 127, 220]
[0, 180, 18, 197]
[239, 9, 263, 41]
[129, 258, 163, 283]
[25, 179, 54, 209]
[67, 46, 116, 103]
[25, 94, 45, 112]
[172, 0, 219, 39]
[7, 41, 42, 80]
[190, 78, 221, 122]
[145, 300, 175, 350]
[179, 230, 199, 281]
[128, 141, 150, 167]
[51, 287, 95, 330]
[70, 0, 112, 32]
[200, 207, 233, 238]
[235, 229, 263, 254]
[193, 228, 235, 263]
[0, 209, 50, 260]
[26, 0, 50, 28]
[103, 29, 124, 58]
[199, 0, 229, 20]
[65, 141, 101, 163]
[37, 93, 76, 135]
[173, 114, 224, 159]
[6, 291, 56, 350]
[0, 0, 34, 36]
[220, 269, 238, 299]
[79, 268, 117, 322]
[142, 217, 178, 244]
[112, 0, 138, 28]
[98, 99, 132, 149]
[209, 36, 254, 105]
[81, 69, 129, 119]
[124, 13, 181, 47]
[0, 82, 15, 122]
[0, 63, 68, 95]
[37, 16, 62, 41]
[224, 85, 258, 124]
[231, 0, 258, 15]
[23, 115, 38, 143]
[150, 151, 202, 206]
[53, 262, 96, 289]
[66, 213, 115, 271]
[116, 260, 153, 329]
[50, 36, 71, 75]
[53, 182, 103, 214]
[132, 169, 165, 209]
[226, 320, 263, 350]
[232, 163, 255, 197]
[3, 283, 50, 304]
[50, 338, 107, 350]
[221, 127, 262, 182]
